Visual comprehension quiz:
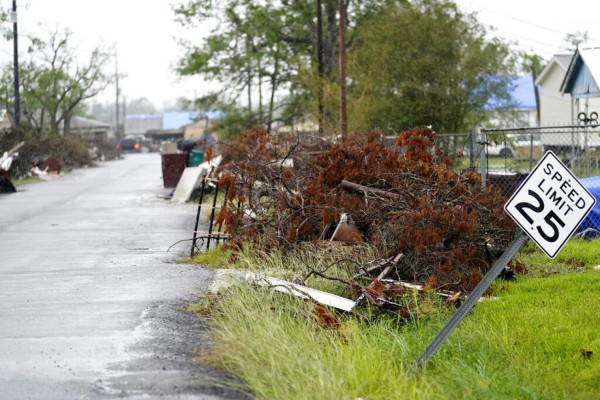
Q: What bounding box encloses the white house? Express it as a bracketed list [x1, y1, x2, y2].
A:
[560, 47, 600, 122]
[484, 75, 538, 128]
[536, 52, 600, 125]
[535, 54, 573, 125]
[67, 116, 114, 141]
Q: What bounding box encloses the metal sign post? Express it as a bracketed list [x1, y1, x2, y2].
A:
[414, 150, 595, 371]
[413, 232, 528, 371]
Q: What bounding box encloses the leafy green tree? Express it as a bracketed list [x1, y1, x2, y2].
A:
[563, 31, 588, 52]
[175, 0, 515, 136]
[174, 0, 403, 134]
[345, 0, 515, 133]
[0, 26, 111, 134]
[175, 1, 311, 131]
[519, 52, 545, 126]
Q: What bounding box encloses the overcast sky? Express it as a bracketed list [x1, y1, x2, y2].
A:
[1, 0, 210, 108]
[2, 0, 600, 109]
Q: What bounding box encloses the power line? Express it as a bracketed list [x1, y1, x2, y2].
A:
[492, 28, 563, 49]
[467, 3, 600, 43]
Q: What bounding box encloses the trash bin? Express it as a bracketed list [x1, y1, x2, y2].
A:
[189, 149, 204, 167]
[161, 153, 189, 188]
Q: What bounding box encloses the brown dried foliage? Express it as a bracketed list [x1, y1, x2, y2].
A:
[218, 127, 515, 292]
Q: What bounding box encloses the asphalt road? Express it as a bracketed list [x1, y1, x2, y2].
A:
[0, 154, 246, 399]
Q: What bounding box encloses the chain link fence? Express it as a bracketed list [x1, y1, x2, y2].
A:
[436, 125, 600, 237]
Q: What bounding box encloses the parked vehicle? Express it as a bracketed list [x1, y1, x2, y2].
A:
[116, 136, 153, 153]
[116, 138, 141, 152]
[487, 133, 543, 160]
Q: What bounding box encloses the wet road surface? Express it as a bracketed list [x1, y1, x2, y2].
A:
[0, 154, 246, 399]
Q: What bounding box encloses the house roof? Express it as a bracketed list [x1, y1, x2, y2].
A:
[125, 111, 225, 133]
[163, 111, 199, 130]
[125, 114, 163, 134]
[555, 54, 573, 69]
[70, 116, 111, 130]
[560, 47, 600, 98]
[511, 76, 537, 110]
[485, 75, 536, 111]
[535, 54, 573, 86]
[162, 110, 225, 130]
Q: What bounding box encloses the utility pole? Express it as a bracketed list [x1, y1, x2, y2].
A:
[11, 0, 20, 126]
[115, 54, 120, 139]
[531, 64, 541, 126]
[122, 95, 126, 136]
[338, 0, 347, 139]
[316, 0, 324, 135]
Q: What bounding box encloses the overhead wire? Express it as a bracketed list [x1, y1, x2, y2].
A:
[459, 1, 600, 57]
[473, 4, 600, 43]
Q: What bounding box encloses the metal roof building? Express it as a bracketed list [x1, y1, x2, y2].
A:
[561, 48, 600, 98]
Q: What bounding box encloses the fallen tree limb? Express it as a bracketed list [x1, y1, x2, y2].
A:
[340, 179, 402, 200]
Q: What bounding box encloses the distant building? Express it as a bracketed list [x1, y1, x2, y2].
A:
[536, 54, 575, 125]
[183, 112, 224, 140]
[560, 47, 600, 123]
[486, 76, 538, 128]
[124, 114, 163, 136]
[67, 116, 114, 141]
[125, 110, 225, 143]
[536, 51, 600, 125]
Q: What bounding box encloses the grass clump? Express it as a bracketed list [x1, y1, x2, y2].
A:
[206, 285, 431, 399]
[189, 245, 232, 268]
[13, 177, 41, 186]
[516, 238, 600, 277]
[199, 245, 600, 399]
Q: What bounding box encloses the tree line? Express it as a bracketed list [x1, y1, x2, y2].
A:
[0, 22, 112, 135]
[174, 0, 518, 138]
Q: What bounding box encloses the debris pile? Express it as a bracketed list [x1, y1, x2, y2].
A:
[213, 127, 516, 295]
[0, 129, 92, 179]
[0, 141, 24, 193]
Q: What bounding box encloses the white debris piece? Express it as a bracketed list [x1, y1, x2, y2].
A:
[30, 166, 61, 181]
[246, 273, 356, 312]
[171, 155, 223, 203]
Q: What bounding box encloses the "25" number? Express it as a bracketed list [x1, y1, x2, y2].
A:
[514, 190, 565, 242]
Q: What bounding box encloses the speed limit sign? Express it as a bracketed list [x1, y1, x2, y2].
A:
[505, 151, 596, 258]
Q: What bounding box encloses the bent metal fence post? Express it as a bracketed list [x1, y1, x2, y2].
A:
[190, 178, 229, 256]
[190, 177, 208, 257]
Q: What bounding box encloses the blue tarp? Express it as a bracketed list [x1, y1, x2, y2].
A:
[577, 177, 600, 234]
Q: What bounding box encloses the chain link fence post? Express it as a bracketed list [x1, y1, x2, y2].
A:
[479, 129, 487, 188]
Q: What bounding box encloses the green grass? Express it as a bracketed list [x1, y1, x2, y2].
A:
[12, 177, 41, 186]
[205, 271, 600, 399]
[516, 238, 600, 277]
[189, 245, 233, 268]
[197, 239, 600, 399]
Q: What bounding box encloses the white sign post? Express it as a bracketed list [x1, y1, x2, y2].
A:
[505, 151, 596, 258]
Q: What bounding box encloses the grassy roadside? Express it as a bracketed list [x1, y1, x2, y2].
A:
[12, 177, 41, 186]
[192, 240, 600, 399]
